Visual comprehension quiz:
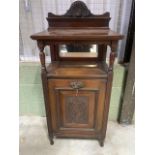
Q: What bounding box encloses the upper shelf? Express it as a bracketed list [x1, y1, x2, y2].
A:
[31, 28, 123, 41]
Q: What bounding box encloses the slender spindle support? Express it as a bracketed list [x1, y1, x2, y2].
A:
[109, 41, 117, 71]
[37, 40, 46, 72]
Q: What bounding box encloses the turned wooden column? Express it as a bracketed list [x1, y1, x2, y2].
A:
[109, 41, 117, 71]
[37, 40, 54, 144]
[37, 40, 46, 73]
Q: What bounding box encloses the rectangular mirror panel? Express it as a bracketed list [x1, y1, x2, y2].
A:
[59, 44, 98, 58]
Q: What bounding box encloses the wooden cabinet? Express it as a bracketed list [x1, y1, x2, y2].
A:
[30, 1, 123, 146]
[49, 79, 106, 135]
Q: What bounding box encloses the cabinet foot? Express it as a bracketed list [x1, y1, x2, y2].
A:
[99, 139, 104, 147]
[99, 141, 104, 147]
[49, 136, 54, 145]
[50, 139, 54, 145]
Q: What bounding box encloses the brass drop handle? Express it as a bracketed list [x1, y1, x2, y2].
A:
[70, 81, 85, 90]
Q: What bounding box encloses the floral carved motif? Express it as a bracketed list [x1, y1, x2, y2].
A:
[65, 96, 88, 124]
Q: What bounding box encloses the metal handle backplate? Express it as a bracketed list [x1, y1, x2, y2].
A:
[70, 81, 85, 89]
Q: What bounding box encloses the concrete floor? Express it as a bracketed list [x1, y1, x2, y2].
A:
[19, 116, 135, 155]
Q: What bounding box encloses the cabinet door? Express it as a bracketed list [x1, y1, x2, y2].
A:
[48, 79, 106, 138]
[57, 90, 97, 129]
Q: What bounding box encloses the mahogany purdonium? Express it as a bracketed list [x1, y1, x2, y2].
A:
[30, 1, 123, 147]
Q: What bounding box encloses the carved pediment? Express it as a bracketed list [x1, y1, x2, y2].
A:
[48, 1, 91, 17]
[65, 1, 92, 17]
[48, 1, 110, 18]
[47, 1, 111, 28]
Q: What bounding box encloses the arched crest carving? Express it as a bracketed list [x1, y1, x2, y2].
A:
[48, 1, 110, 18]
[47, 1, 111, 29]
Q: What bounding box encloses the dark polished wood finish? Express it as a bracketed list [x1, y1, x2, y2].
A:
[30, 1, 123, 147]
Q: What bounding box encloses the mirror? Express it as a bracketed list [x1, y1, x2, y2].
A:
[59, 44, 98, 58]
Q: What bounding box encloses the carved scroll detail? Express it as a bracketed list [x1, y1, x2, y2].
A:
[65, 1, 91, 17]
[37, 40, 45, 51]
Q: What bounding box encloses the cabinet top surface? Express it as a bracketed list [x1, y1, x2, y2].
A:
[46, 61, 108, 78]
[31, 28, 123, 41]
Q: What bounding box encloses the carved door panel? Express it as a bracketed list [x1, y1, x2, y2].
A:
[56, 90, 97, 129]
